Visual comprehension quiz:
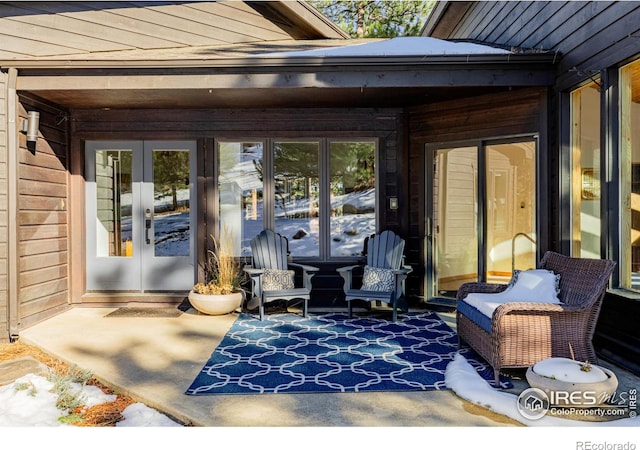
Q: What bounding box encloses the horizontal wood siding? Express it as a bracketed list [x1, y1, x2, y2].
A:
[434, 1, 640, 91]
[406, 87, 545, 299]
[0, 71, 7, 340]
[0, 1, 293, 59]
[18, 95, 70, 328]
[71, 107, 404, 307]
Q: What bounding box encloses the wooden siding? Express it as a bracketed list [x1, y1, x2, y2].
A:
[0, 1, 342, 60]
[70, 107, 404, 307]
[0, 71, 7, 340]
[428, 1, 640, 91]
[17, 95, 70, 328]
[406, 87, 546, 299]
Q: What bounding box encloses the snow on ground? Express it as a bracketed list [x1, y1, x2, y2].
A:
[0, 373, 181, 427]
[445, 352, 640, 427]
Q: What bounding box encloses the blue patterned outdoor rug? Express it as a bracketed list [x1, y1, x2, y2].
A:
[185, 311, 510, 395]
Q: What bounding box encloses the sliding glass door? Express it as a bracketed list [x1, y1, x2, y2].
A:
[426, 138, 537, 300]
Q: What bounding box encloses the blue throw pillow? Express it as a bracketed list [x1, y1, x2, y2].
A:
[361, 266, 395, 292]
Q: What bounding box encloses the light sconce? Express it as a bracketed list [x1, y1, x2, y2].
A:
[21, 111, 40, 142]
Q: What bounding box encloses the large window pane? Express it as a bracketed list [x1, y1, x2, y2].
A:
[218, 142, 264, 257]
[620, 60, 640, 290]
[330, 141, 376, 257]
[95, 150, 132, 257]
[571, 82, 601, 259]
[274, 141, 319, 257]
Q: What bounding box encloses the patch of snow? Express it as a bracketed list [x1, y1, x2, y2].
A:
[445, 352, 640, 427]
[532, 357, 608, 383]
[116, 403, 182, 427]
[0, 373, 181, 427]
[261, 36, 511, 58]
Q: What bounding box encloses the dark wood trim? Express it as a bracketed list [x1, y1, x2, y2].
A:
[595, 291, 640, 376]
[605, 67, 620, 287]
[80, 292, 188, 306]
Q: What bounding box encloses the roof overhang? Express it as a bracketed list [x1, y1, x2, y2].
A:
[4, 37, 558, 109]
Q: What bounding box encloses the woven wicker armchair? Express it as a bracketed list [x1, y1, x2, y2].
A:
[456, 251, 616, 385]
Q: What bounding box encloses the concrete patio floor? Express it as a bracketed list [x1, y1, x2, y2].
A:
[16, 305, 639, 427]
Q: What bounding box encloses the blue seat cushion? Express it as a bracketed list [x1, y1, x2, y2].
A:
[457, 299, 492, 334]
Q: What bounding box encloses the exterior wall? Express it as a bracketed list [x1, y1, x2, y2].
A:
[0, 71, 7, 340]
[70, 107, 405, 308]
[17, 94, 70, 329]
[428, 1, 640, 91]
[406, 87, 547, 299]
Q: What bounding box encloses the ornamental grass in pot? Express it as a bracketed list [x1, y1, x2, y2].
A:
[189, 226, 246, 315]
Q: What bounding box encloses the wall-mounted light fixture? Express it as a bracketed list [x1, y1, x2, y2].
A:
[21, 111, 40, 142]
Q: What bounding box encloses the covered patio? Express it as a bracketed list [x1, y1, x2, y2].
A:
[16, 305, 517, 427]
[13, 302, 639, 427]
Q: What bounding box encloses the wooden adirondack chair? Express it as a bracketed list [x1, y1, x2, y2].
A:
[337, 230, 412, 321]
[244, 230, 319, 320]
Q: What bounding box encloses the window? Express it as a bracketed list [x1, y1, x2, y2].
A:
[570, 81, 602, 259]
[218, 142, 264, 256]
[329, 141, 377, 257]
[620, 60, 640, 291]
[274, 141, 320, 257]
[218, 139, 377, 259]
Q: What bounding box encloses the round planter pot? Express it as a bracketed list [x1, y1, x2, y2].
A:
[526, 357, 618, 406]
[188, 290, 243, 315]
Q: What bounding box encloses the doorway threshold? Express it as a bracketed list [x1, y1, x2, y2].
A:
[424, 297, 457, 309]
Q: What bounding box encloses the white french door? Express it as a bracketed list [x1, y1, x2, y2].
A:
[85, 141, 196, 291]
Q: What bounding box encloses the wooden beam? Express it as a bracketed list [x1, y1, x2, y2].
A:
[16, 67, 555, 92]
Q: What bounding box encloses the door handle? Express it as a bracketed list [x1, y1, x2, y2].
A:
[145, 208, 152, 245]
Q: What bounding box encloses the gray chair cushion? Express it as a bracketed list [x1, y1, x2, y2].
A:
[262, 269, 295, 291]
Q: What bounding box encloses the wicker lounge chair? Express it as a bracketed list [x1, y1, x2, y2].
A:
[456, 251, 616, 385]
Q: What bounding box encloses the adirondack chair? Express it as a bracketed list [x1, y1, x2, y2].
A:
[244, 230, 319, 320]
[337, 230, 412, 322]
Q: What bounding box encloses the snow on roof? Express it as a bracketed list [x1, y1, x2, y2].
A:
[261, 36, 511, 58]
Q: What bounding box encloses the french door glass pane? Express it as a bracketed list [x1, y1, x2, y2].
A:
[152, 149, 190, 257]
[218, 142, 264, 257]
[95, 149, 132, 257]
[329, 141, 376, 256]
[486, 142, 536, 280]
[274, 141, 319, 257]
[433, 146, 478, 295]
